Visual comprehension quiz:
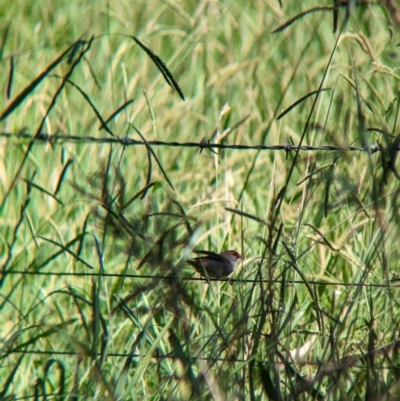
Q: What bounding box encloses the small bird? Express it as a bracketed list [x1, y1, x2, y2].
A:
[187, 250, 242, 279]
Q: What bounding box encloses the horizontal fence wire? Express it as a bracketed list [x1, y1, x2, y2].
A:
[6, 270, 400, 288]
[8, 340, 400, 369]
[3, 349, 278, 363]
[3, 348, 391, 365]
[0, 131, 386, 153]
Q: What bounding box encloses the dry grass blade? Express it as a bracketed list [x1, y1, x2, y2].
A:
[91, 280, 101, 357]
[276, 269, 286, 329]
[0, 194, 30, 287]
[304, 223, 337, 251]
[136, 223, 182, 270]
[67, 286, 90, 340]
[172, 199, 194, 235]
[297, 159, 339, 186]
[387, 133, 400, 181]
[121, 182, 156, 210]
[7, 320, 77, 354]
[36, 234, 94, 270]
[272, 223, 284, 256]
[115, 331, 145, 397]
[340, 73, 375, 114]
[333, 0, 340, 33]
[132, 125, 175, 191]
[323, 161, 337, 218]
[0, 352, 25, 398]
[143, 211, 196, 224]
[324, 175, 331, 218]
[67, 39, 87, 64]
[110, 281, 160, 316]
[131, 127, 153, 196]
[133, 127, 153, 195]
[258, 363, 280, 401]
[99, 99, 135, 131]
[132, 36, 185, 101]
[6, 56, 13, 99]
[224, 207, 268, 226]
[76, 213, 90, 259]
[277, 88, 332, 120]
[43, 360, 65, 398]
[365, 298, 377, 399]
[0, 22, 10, 59]
[54, 159, 74, 196]
[61, 78, 114, 137]
[24, 179, 63, 205]
[0, 38, 84, 120]
[93, 235, 105, 273]
[272, 6, 335, 33]
[277, 293, 298, 338]
[282, 242, 325, 341]
[229, 114, 250, 132]
[168, 328, 202, 398]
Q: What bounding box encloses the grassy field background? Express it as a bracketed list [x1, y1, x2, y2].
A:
[1, 1, 400, 399]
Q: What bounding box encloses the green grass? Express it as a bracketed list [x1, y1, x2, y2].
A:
[1, 1, 400, 399]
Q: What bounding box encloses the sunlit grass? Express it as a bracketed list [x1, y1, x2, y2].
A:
[1, 1, 400, 399]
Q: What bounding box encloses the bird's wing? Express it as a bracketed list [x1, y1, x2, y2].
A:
[192, 250, 227, 262]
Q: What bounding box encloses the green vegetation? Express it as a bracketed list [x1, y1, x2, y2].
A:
[1, 1, 400, 399]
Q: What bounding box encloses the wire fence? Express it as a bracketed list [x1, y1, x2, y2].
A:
[2, 126, 399, 396]
[0, 131, 387, 153]
[6, 269, 400, 289]
[8, 348, 399, 370]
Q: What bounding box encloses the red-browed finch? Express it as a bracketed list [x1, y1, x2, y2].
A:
[187, 250, 242, 279]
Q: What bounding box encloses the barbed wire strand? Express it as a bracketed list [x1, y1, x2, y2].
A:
[0, 131, 385, 153]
